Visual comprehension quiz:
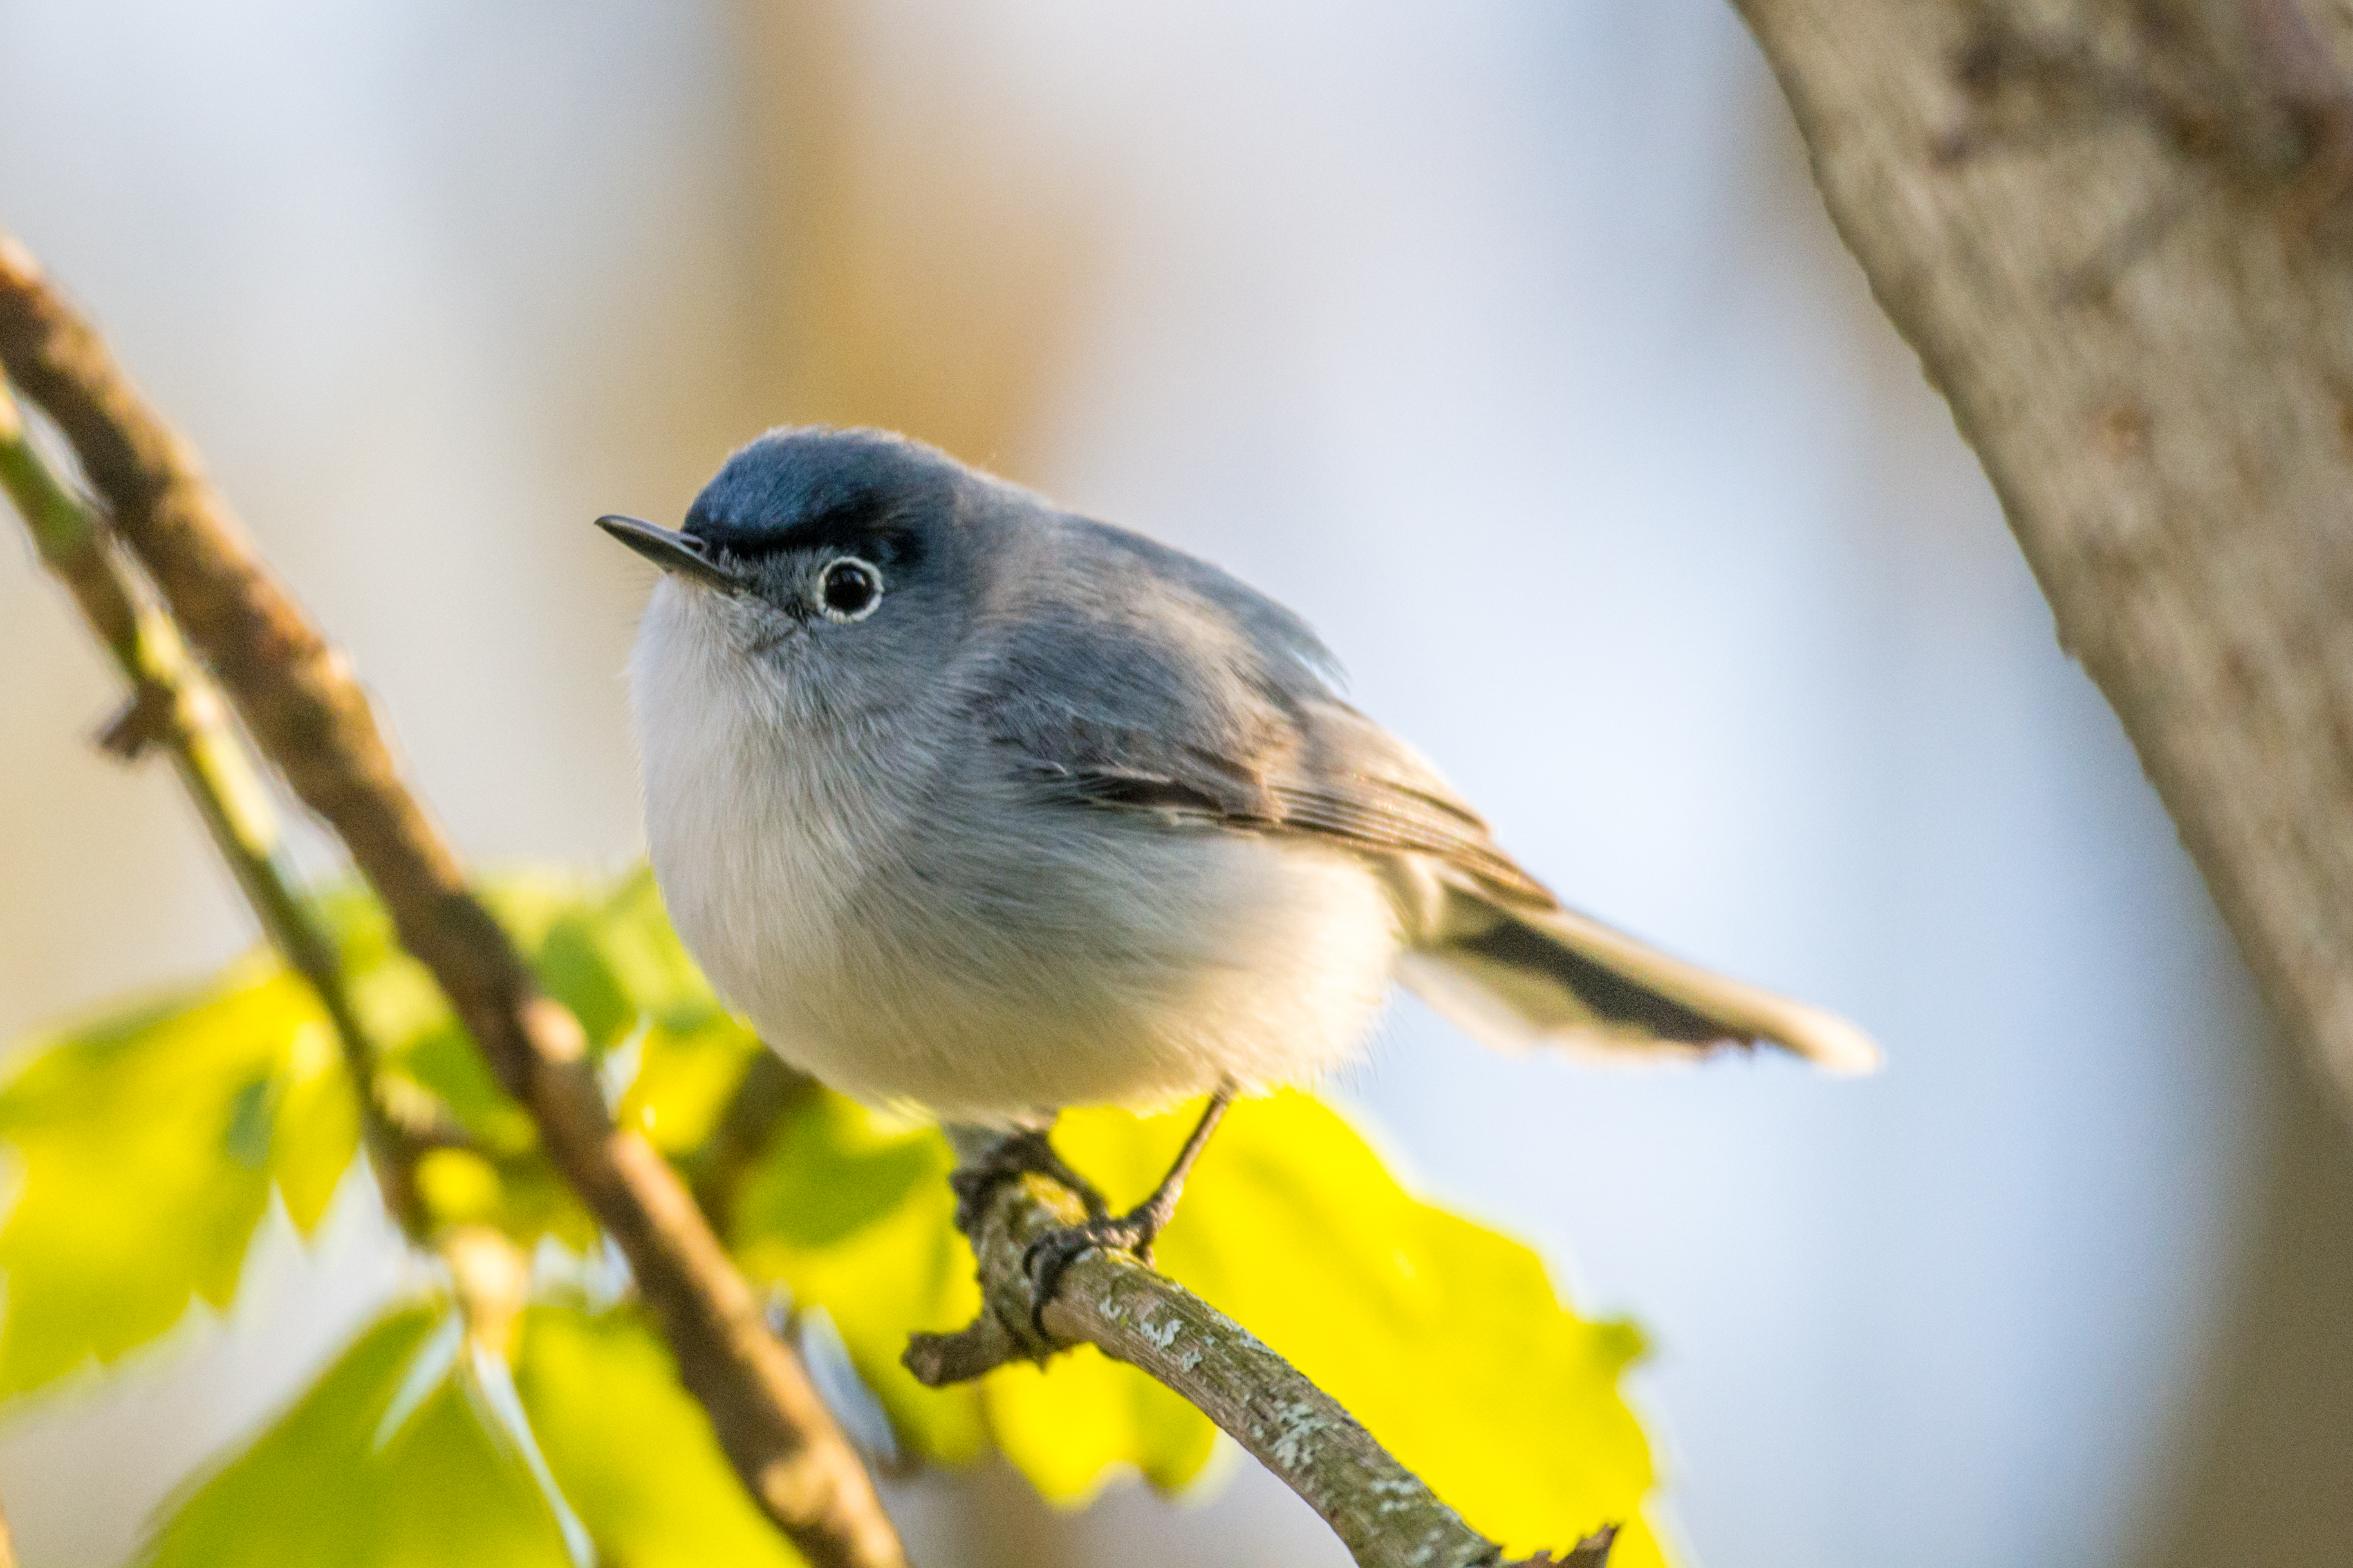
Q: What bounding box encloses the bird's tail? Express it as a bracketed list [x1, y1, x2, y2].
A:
[1390, 868, 1879, 1074]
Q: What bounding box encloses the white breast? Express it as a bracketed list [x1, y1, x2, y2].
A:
[627, 581, 1403, 1124]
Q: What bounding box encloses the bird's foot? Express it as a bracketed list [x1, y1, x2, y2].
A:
[1019, 1206, 1164, 1333]
[947, 1128, 1107, 1237]
[1016, 1082, 1235, 1329]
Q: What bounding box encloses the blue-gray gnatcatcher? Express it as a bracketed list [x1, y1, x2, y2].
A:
[600, 426, 1877, 1263]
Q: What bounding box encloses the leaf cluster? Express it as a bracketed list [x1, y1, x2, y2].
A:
[0, 867, 1670, 1564]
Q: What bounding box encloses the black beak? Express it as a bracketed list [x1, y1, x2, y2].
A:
[595, 514, 745, 592]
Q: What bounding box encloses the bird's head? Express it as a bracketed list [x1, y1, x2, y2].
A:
[601, 426, 989, 724]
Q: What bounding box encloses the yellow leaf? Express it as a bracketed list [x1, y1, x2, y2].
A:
[141, 1306, 573, 1567]
[515, 1304, 807, 1567]
[0, 964, 360, 1398]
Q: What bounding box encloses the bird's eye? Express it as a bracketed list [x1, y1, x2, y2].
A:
[816, 556, 884, 622]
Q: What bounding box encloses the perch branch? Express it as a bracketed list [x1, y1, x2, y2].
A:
[904, 1162, 1614, 1568]
[0, 235, 906, 1568]
[0, 383, 425, 1231]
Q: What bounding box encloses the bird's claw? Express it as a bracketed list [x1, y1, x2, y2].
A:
[1020, 1211, 1159, 1338]
[947, 1129, 1107, 1237]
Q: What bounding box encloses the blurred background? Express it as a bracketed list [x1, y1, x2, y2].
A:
[3, 1, 2350, 1565]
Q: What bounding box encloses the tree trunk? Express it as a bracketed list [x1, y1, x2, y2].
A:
[1733, 0, 2353, 1114]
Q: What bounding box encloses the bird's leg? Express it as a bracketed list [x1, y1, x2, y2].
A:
[946, 1122, 1108, 1237]
[1021, 1081, 1236, 1318]
[1113, 1082, 1235, 1265]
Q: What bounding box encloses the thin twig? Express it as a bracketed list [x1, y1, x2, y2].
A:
[0, 235, 907, 1568]
[904, 1161, 1613, 1568]
[7, 383, 550, 1521]
[0, 383, 425, 1233]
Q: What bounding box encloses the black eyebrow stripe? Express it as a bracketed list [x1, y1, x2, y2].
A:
[688, 494, 920, 566]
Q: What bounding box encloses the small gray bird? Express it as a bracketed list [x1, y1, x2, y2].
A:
[602, 427, 1876, 1262]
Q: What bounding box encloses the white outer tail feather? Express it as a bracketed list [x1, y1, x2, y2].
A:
[1395, 889, 1882, 1076]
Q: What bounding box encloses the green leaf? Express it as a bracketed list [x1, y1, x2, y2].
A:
[1061, 1093, 1669, 1565]
[0, 962, 362, 1399]
[983, 1345, 1219, 1506]
[270, 1016, 361, 1233]
[140, 1306, 576, 1567]
[327, 867, 761, 1215]
[323, 868, 623, 1164]
[0, 862, 757, 1397]
[144, 1302, 806, 1568]
[734, 1089, 1670, 1560]
[732, 1094, 992, 1471]
[573, 868, 725, 1037]
[316, 867, 729, 1244]
[12, 858, 1666, 1560]
[588, 870, 763, 1156]
[514, 1304, 806, 1567]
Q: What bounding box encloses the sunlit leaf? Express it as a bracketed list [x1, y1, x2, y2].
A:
[317, 868, 743, 1244]
[588, 871, 763, 1157]
[9, 856, 1669, 1562]
[143, 1302, 805, 1568]
[322, 869, 641, 1164]
[140, 1307, 574, 1567]
[983, 1345, 1218, 1506]
[274, 1018, 363, 1233]
[514, 1304, 806, 1567]
[0, 963, 362, 1399]
[327, 885, 540, 1160]
[573, 869, 725, 1037]
[1060, 1093, 1668, 1565]
[330, 867, 761, 1203]
[732, 1094, 991, 1470]
[734, 1087, 1670, 1559]
[0, 865, 711, 1401]
[414, 1148, 505, 1228]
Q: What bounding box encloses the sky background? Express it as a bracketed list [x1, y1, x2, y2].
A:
[2, 3, 2347, 1565]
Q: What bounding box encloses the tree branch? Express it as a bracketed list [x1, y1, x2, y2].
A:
[0, 382, 428, 1232]
[0, 235, 907, 1568]
[1732, 0, 2353, 1118]
[904, 1159, 1615, 1568]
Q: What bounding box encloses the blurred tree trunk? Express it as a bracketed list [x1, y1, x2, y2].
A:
[1732, 0, 2353, 1118]
[734, 0, 1097, 481]
[2129, 1005, 2353, 1565]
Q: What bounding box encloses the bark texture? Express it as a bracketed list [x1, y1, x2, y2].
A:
[1734, 0, 2353, 1111]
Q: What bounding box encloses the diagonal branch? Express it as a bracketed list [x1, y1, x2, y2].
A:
[0, 234, 907, 1568]
[904, 1161, 1615, 1568]
[0, 382, 429, 1231]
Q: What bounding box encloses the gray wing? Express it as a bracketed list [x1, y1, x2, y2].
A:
[962, 515, 1879, 1075]
[962, 515, 1543, 898]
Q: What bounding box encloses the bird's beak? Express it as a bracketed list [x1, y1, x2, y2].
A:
[595, 514, 745, 592]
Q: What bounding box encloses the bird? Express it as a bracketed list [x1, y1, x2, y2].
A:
[600, 425, 1877, 1275]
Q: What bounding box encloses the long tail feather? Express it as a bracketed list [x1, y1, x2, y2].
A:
[1393, 880, 1879, 1075]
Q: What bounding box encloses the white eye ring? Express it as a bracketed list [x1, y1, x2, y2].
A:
[815, 555, 885, 623]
